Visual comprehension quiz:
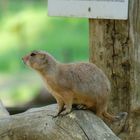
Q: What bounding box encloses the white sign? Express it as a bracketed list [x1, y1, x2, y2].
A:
[48, 0, 128, 20]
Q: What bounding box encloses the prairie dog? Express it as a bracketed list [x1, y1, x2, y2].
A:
[22, 50, 119, 121]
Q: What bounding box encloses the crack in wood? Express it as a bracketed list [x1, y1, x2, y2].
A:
[55, 121, 75, 140]
[74, 120, 90, 140]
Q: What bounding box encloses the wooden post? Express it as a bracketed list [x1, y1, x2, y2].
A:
[89, 1, 140, 139]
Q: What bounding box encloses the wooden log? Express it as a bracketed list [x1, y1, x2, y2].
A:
[0, 104, 120, 140]
[0, 100, 10, 118]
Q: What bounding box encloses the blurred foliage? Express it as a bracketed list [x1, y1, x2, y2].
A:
[0, 0, 88, 106]
[0, 0, 88, 73]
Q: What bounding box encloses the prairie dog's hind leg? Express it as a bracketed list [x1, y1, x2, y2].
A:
[76, 104, 87, 110]
[96, 109, 104, 120]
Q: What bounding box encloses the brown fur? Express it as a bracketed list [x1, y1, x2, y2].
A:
[22, 50, 118, 121]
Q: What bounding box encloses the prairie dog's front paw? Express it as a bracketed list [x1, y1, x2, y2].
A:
[59, 109, 72, 116]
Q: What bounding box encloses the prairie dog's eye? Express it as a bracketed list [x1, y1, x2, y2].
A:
[30, 53, 36, 56]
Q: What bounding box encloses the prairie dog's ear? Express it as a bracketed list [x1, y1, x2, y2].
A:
[38, 53, 46, 59]
[38, 53, 48, 64]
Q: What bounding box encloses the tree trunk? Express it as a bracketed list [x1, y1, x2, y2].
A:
[0, 104, 120, 140]
[89, 1, 140, 139]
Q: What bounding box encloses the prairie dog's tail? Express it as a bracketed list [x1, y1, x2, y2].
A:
[103, 111, 117, 122]
[103, 109, 128, 122]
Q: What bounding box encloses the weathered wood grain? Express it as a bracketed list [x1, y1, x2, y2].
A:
[0, 104, 120, 140]
[0, 101, 10, 118]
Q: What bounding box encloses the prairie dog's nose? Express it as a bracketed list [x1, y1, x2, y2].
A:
[22, 56, 29, 63]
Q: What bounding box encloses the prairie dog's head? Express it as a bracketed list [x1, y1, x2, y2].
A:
[22, 50, 56, 71]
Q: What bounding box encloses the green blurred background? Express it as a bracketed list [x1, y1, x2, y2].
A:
[0, 0, 88, 107]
